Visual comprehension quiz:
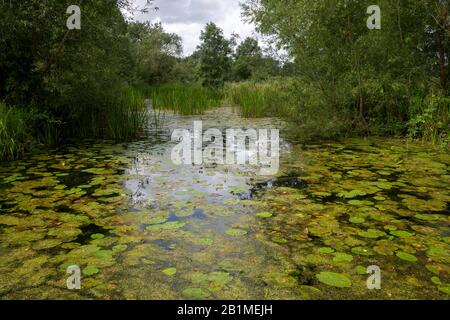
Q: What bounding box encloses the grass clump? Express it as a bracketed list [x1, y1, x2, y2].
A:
[225, 79, 295, 118]
[142, 84, 223, 115]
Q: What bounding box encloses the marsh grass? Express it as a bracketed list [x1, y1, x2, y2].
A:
[0, 102, 30, 160]
[225, 80, 294, 118]
[70, 87, 149, 141]
[142, 84, 223, 115]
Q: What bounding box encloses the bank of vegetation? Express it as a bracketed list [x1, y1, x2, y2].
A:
[1, 0, 449, 160]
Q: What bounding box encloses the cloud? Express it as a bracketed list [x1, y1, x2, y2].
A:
[132, 0, 257, 56]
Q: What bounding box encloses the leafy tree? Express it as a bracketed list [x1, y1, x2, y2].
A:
[232, 37, 262, 81]
[197, 23, 232, 87]
[242, 0, 449, 133]
[129, 22, 182, 84]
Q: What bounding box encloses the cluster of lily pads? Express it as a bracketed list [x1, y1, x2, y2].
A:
[0, 109, 448, 299]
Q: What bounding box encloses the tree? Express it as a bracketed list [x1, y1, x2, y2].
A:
[197, 23, 232, 87]
[232, 37, 262, 81]
[242, 0, 449, 132]
[129, 22, 182, 84]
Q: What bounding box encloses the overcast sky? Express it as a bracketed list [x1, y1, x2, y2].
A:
[132, 0, 258, 56]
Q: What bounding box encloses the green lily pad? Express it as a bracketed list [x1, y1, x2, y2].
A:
[349, 216, 365, 224]
[396, 251, 418, 262]
[162, 267, 177, 276]
[431, 276, 442, 285]
[91, 233, 105, 240]
[225, 228, 247, 236]
[208, 271, 233, 285]
[351, 246, 374, 256]
[355, 266, 367, 275]
[438, 286, 450, 295]
[182, 287, 210, 299]
[414, 214, 440, 221]
[82, 265, 99, 276]
[318, 247, 335, 254]
[358, 229, 386, 239]
[332, 252, 353, 263]
[256, 212, 273, 218]
[390, 230, 413, 238]
[146, 221, 186, 231]
[338, 190, 367, 199]
[112, 244, 127, 253]
[316, 271, 352, 288]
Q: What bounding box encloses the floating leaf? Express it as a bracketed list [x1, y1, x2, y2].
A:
[349, 217, 365, 224]
[396, 251, 418, 262]
[318, 247, 335, 254]
[83, 266, 99, 276]
[182, 287, 210, 298]
[225, 229, 247, 236]
[390, 230, 413, 238]
[358, 229, 386, 239]
[256, 212, 273, 218]
[162, 267, 177, 276]
[316, 272, 352, 288]
[332, 252, 353, 263]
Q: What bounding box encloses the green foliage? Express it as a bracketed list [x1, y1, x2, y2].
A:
[242, 0, 450, 140]
[0, 1, 150, 160]
[129, 22, 183, 85]
[197, 23, 232, 87]
[0, 102, 30, 160]
[408, 95, 450, 144]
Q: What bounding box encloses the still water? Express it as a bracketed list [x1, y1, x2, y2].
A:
[0, 108, 449, 299]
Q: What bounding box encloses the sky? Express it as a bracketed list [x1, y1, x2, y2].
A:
[131, 0, 258, 56]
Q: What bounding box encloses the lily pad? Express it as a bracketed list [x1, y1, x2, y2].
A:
[82, 265, 99, 276]
[358, 229, 386, 239]
[332, 252, 353, 263]
[316, 271, 352, 288]
[162, 267, 177, 276]
[390, 230, 413, 238]
[318, 247, 335, 254]
[396, 251, 418, 262]
[256, 212, 273, 218]
[182, 287, 210, 299]
[225, 228, 247, 236]
[349, 216, 365, 224]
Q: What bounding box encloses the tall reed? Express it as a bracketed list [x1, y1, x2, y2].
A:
[142, 84, 223, 115]
[225, 79, 294, 118]
[0, 102, 30, 160]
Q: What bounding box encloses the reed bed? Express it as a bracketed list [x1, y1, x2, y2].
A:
[142, 84, 223, 115]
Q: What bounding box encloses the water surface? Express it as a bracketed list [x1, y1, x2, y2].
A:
[0, 108, 449, 299]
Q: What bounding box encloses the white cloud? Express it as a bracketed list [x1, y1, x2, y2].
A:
[132, 0, 258, 56]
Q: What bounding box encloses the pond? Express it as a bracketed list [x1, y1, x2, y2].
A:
[0, 108, 449, 299]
